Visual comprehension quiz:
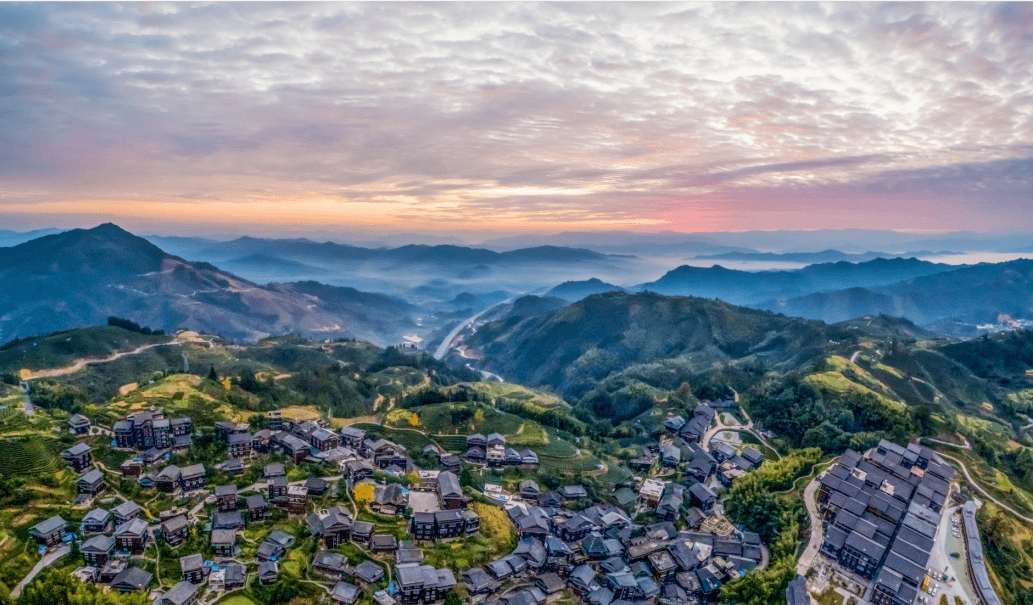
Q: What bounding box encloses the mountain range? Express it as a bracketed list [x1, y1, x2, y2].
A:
[0, 224, 417, 345]
[634, 257, 959, 305]
[690, 249, 951, 264]
[759, 259, 1033, 334]
[3, 224, 1033, 347]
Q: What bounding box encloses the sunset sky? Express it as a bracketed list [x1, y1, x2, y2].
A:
[1, 2, 1031, 236]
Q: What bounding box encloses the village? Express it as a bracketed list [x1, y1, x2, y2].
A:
[24, 396, 778, 605]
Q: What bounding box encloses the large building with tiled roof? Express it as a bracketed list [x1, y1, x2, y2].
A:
[816, 440, 956, 605]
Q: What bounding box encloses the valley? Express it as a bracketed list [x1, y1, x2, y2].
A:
[2, 225, 1033, 605]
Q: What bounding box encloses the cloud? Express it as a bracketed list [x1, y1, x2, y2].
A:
[0, 2, 1030, 233]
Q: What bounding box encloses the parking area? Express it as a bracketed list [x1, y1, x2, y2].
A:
[937, 507, 978, 605]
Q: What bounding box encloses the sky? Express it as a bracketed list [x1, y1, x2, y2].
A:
[0, 2, 1031, 236]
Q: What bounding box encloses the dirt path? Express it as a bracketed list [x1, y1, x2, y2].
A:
[344, 487, 393, 584]
[22, 342, 179, 379]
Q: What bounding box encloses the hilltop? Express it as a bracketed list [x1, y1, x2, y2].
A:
[0, 224, 419, 345]
[464, 291, 839, 404]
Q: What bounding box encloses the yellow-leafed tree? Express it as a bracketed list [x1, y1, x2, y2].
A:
[409, 412, 419, 427]
[354, 481, 376, 505]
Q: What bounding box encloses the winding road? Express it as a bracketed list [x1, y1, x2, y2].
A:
[433, 298, 517, 360]
[11, 545, 70, 597]
[935, 451, 1033, 524]
[701, 405, 781, 460]
[796, 461, 832, 576]
[21, 342, 179, 379]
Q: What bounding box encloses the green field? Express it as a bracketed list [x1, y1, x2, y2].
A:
[0, 326, 168, 373]
[0, 435, 62, 476]
[217, 596, 257, 605]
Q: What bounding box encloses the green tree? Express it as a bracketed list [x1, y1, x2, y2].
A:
[444, 590, 463, 605]
[16, 568, 148, 605]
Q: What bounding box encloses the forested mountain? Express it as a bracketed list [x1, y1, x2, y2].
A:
[464, 291, 840, 403]
[761, 259, 1033, 333]
[0, 224, 418, 345]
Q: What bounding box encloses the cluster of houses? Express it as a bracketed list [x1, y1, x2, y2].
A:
[456, 490, 766, 605]
[666, 404, 716, 445]
[816, 440, 957, 605]
[31, 500, 166, 597]
[60, 441, 106, 502]
[303, 513, 459, 605]
[465, 433, 539, 468]
[408, 471, 481, 539]
[46, 402, 773, 605]
[113, 408, 193, 452]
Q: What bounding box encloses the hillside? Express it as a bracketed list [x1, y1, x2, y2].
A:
[0, 224, 419, 345]
[761, 259, 1033, 333]
[464, 291, 839, 402]
[0, 325, 170, 374]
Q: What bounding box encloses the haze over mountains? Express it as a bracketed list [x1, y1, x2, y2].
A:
[0, 224, 418, 345]
[2, 224, 1033, 347]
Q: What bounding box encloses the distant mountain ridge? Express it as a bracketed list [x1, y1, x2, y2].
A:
[0, 224, 417, 345]
[635, 257, 958, 305]
[760, 258, 1033, 334]
[692, 249, 951, 264]
[192, 237, 614, 266]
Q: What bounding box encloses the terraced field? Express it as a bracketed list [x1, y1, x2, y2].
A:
[538, 452, 603, 473]
[433, 435, 468, 452]
[352, 423, 435, 451]
[0, 435, 62, 476]
[0, 408, 30, 434]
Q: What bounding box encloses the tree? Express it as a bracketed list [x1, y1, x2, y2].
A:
[354, 482, 375, 505]
[207, 366, 218, 382]
[444, 590, 463, 605]
[15, 568, 148, 605]
[239, 368, 261, 393]
[408, 412, 419, 427]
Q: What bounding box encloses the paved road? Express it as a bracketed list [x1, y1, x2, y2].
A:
[11, 545, 71, 597]
[19, 380, 33, 415]
[936, 451, 1033, 524]
[797, 473, 825, 575]
[433, 298, 516, 360]
[921, 435, 971, 450]
[701, 407, 781, 460]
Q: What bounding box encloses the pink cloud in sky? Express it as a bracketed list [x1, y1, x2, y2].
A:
[0, 2, 1030, 235]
